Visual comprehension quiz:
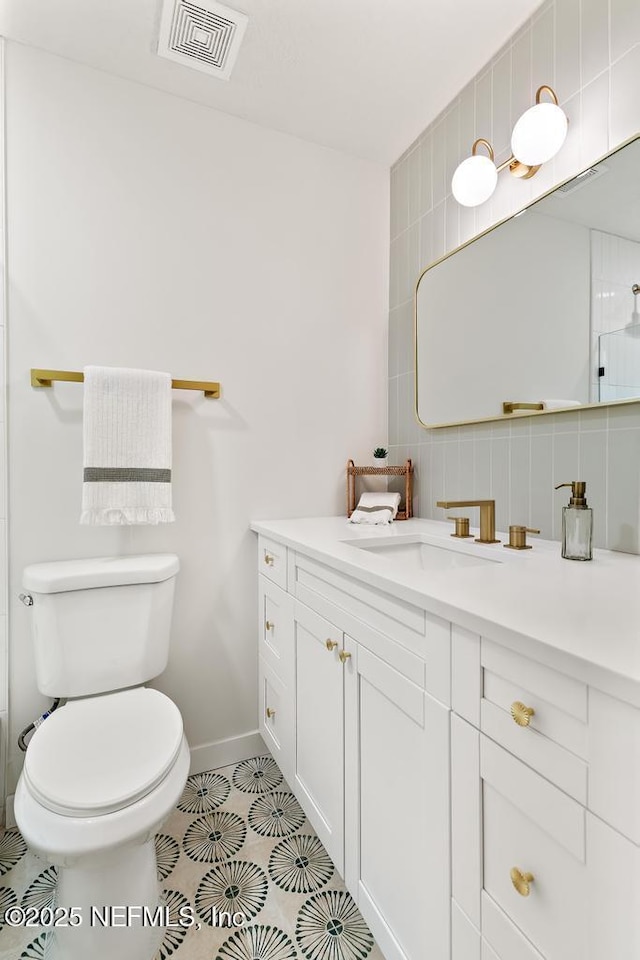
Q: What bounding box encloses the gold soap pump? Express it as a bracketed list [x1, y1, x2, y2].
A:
[555, 481, 593, 560]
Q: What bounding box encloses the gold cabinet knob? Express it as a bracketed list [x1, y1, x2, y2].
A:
[325, 639, 338, 651]
[265, 620, 274, 632]
[511, 701, 535, 726]
[510, 866, 534, 897]
[264, 554, 274, 566]
[266, 707, 276, 719]
[339, 650, 352, 663]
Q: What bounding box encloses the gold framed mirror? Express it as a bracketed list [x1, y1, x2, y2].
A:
[415, 135, 640, 428]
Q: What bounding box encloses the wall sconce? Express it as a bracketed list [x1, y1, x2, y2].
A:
[452, 85, 568, 207]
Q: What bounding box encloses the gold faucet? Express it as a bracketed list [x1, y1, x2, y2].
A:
[435, 500, 500, 544]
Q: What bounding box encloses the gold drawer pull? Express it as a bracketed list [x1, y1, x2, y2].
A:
[264, 553, 274, 566]
[265, 620, 274, 632]
[266, 707, 276, 719]
[511, 701, 535, 727]
[339, 650, 352, 663]
[325, 639, 338, 651]
[510, 866, 534, 897]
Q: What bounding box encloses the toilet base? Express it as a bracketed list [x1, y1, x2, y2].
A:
[15, 737, 190, 960]
[48, 837, 165, 960]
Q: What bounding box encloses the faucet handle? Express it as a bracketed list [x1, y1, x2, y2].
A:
[447, 516, 473, 538]
[504, 525, 540, 550]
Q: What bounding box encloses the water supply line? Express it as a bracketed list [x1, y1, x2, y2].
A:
[18, 699, 61, 752]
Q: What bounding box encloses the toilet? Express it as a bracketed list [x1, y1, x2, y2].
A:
[14, 554, 190, 960]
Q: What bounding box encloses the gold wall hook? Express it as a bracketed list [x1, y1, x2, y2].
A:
[510, 867, 534, 896]
[266, 707, 276, 719]
[338, 650, 352, 663]
[511, 701, 535, 726]
[265, 620, 274, 632]
[264, 554, 274, 566]
[325, 639, 338, 651]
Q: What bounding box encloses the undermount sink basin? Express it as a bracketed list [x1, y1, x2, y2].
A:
[343, 535, 502, 572]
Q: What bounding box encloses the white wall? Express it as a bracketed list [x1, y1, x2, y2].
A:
[4, 42, 389, 797]
[389, 0, 640, 551]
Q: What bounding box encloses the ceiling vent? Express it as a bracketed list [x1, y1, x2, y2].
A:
[157, 0, 248, 81]
[554, 164, 608, 196]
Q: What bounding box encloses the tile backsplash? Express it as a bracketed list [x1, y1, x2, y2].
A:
[388, 0, 640, 552]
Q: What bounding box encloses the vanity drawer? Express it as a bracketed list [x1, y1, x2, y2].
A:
[481, 735, 586, 960]
[259, 576, 294, 684]
[481, 639, 588, 802]
[258, 658, 292, 782]
[293, 553, 426, 644]
[258, 536, 288, 590]
[481, 895, 545, 960]
[292, 552, 451, 703]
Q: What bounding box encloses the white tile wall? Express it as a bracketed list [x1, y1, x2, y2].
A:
[388, 0, 640, 552]
[592, 231, 640, 399]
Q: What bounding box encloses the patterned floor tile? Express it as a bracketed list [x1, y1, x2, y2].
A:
[0, 755, 383, 960]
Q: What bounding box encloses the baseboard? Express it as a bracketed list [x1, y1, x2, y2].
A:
[189, 730, 266, 775]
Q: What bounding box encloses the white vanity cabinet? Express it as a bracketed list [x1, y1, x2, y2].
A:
[254, 523, 640, 960]
[451, 631, 640, 960]
[256, 537, 452, 960]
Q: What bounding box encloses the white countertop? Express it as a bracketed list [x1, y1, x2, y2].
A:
[251, 516, 640, 706]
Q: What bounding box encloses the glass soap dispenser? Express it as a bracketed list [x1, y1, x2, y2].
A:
[555, 481, 593, 561]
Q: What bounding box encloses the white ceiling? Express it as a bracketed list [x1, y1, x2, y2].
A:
[0, 0, 543, 165]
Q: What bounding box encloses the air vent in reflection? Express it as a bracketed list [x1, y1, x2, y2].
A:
[555, 164, 607, 195]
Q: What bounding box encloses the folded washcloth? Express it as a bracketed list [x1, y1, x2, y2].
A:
[349, 491, 402, 525]
[80, 365, 175, 526]
[542, 399, 581, 410]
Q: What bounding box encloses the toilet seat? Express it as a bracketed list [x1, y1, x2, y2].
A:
[23, 688, 183, 818]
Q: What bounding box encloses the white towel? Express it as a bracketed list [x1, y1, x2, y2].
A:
[80, 366, 175, 526]
[349, 491, 402, 525]
[542, 399, 581, 410]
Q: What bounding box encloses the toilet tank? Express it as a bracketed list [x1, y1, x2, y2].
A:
[22, 555, 180, 697]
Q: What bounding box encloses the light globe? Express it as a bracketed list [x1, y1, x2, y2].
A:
[511, 101, 568, 166]
[451, 154, 498, 207]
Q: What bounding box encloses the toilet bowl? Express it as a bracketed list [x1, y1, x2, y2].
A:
[13, 555, 189, 960]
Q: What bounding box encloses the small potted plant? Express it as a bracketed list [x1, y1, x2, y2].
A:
[373, 447, 388, 468]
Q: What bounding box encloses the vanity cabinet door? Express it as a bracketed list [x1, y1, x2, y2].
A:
[259, 658, 294, 784]
[344, 640, 450, 960]
[292, 600, 345, 873]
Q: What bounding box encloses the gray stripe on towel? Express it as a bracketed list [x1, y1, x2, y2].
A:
[353, 505, 393, 513]
[83, 467, 171, 483]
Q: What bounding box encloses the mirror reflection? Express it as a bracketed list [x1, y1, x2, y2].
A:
[416, 136, 640, 427]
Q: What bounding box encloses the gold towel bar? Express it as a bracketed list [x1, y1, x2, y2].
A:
[30, 369, 221, 398]
[502, 401, 544, 414]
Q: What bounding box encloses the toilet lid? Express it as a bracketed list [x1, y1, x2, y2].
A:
[23, 688, 184, 817]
